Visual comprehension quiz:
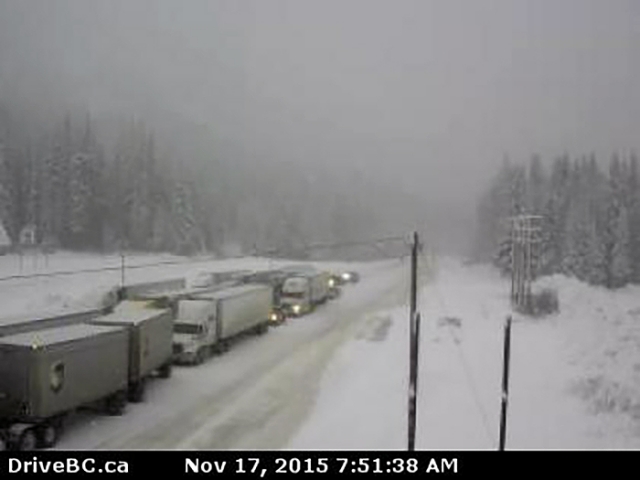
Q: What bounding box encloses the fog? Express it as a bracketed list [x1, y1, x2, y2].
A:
[1, 0, 640, 256]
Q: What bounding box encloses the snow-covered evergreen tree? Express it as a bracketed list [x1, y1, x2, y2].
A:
[610, 203, 631, 288]
[527, 154, 546, 214]
[0, 143, 11, 244]
[600, 155, 631, 288]
[68, 152, 93, 247]
[172, 181, 204, 255]
[627, 153, 640, 283]
[539, 156, 571, 274]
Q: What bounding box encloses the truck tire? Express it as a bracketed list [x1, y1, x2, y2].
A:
[129, 379, 146, 403]
[36, 421, 60, 449]
[105, 390, 127, 416]
[17, 428, 37, 451]
[216, 340, 230, 354]
[195, 348, 206, 365]
[158, 362, 172, 379]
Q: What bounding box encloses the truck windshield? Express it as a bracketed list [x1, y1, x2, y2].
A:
[174, 323, 204, 334]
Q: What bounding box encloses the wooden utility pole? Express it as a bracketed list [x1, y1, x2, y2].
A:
[499, 315, 512, 450]
[408, 231, 420, 451]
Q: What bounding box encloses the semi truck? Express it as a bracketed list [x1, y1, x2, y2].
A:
[172, 284, 273, 365]
[0, 323, 130, 450]
[280, 270, 331, 317]
[240, 269, 290, 324]
[87, 301, 174, 402]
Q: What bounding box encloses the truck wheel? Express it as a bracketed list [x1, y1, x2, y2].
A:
[17, 429, 37, 451]
[195, 348, 206, 365]
[158, 362, 172, 379]
[36, 422, 59, 449]
[105, 390, 127, 416]
[129, 380, 146, 403]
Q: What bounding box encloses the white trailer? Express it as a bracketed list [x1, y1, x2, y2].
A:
[172, 284, 273, 365]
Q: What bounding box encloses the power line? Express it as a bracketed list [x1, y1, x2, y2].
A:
[444, 322, 497, 449]
[429, 282, 497, 449]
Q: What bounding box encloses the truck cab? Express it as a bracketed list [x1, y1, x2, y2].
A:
[172, 299, 217, 365]
[280, 276, 312, 317]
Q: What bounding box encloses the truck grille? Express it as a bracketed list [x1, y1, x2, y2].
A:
[173, 344, 183, 354]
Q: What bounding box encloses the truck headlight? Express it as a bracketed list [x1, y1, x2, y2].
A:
[328, 278, 335, 287]
[293, 304, 301, 314]
[270, 313, 279, 322]
[342, 273, 350, 280]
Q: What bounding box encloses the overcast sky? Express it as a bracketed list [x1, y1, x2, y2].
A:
[1, 0, 640, 218]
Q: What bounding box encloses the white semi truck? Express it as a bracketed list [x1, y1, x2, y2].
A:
[280, 271, 331, 317]
[172, 284, 273, 365]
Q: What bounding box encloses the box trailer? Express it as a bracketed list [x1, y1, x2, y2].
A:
[0, 323, 130, 450]
[87, 301, 174, 402]
[172, 284, 273, 365]
[240, 270, 290, 324]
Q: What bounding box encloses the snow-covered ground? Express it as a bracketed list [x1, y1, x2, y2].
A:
[287, 257, 640, 450]
[5, 250, 640, 450]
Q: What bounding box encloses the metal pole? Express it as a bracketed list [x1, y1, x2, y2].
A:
[408, 231, 418, 451]
[410, 232, 418, 315]
[120, 251, 125, 288]
[510, 220, 516, 306]
[410, 312, 421, 442]
[408, 311, 417, 451]
[499, 315, 512, 451]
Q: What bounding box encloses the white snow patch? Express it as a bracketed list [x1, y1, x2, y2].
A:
[288, 257, 640, 449]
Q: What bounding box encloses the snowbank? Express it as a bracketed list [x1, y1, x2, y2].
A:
[288, 257, 640, 449]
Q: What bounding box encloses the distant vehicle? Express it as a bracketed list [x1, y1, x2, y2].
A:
[280, 271, 331, 317]
[340, 271, 360, 283]
[329, 273, 347, 286]
[327, 275, 342, 299]
[186, 271, 214, 289]
[172, 284, 273, 365]
[212, 270, 253, 284]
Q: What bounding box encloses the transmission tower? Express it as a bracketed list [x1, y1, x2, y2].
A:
[509, 215, 542, 312]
